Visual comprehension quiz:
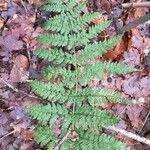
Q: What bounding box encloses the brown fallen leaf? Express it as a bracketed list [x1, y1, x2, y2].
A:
[92, 15, 107, 25]
[93, 0, 111, 14]
[126, 105, 143, 130]
[68, 131, 79, 141]
[0, 0, 8, 11]
[0, 33, 23, 51]
[20, 141, 34, 150]
[0, 18, 4, 29]
[20, 128, 34, 140]
[27, 0, 43, 7]
[10, 54, 29, 82]
[104, 31, 132, 60]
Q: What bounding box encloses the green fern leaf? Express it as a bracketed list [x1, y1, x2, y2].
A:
[78, 61, 136, 85]
[73, 106, 118, 130]
[27, 0, 136, 149]
[35, 126, 57, 149]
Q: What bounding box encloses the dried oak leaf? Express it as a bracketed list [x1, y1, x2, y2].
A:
[10, 54, 29, 82]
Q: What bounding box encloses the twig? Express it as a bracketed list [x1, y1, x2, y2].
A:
[119, 13, 150, 34]
[139, 110, 150, 134]
[122, 2, 150, 8]
[53, 131, 71, 150]
[1, 78, 38, 99]
[107, 126, 150, 145]
[1, 78, 18, 92]
[0, 130, 15, 141]
[21, 0, 28, 15]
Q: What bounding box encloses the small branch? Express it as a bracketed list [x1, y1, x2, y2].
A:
[21, 0, 28, 15]
[119, 13, 150, 34]
[0, 130, 15, 141]
[54, 131, 71, 150]
[139, 110, 150, 133]
[107, 126, 150, 145]
[122, 2, 150, 8]
[1, 78, 38, 99]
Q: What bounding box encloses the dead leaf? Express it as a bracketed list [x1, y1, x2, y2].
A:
[0, 0, 8, 11]
[20, 141, 34, 150]
[0, 33, 23, 51]
[27, 0, 43, 7]
[104, 31, 132, 60]
[20, 128, 34, 140]
[10, 54, 29, 82]
[68, 131, 79, 141]
[22, 97, 41, 107]
[123, 48, 141, 66]
[123, 75, 150, 98]
[9, 14, 35, 38]
[126, 105, 143, 130]
[92, 15, 107, 25]
[94, 0, 111, 14]
[0, 18, 4, 29]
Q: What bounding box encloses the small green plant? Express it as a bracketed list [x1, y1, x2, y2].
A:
[27, 0, 136, 149]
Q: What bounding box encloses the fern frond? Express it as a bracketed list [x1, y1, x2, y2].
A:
[38, 33, 87, 49]
[38, 34, 69, 47]
[86, 21, 111, 39]
[34, 48, 75, 64]
[27, 0, 136, 149]
[44, 66, 76, 88]
[26, 103, 68, 125]
[81, 87, 129, 106]
[78, 36, 121, 63]
[44, 12, 100, 34]
[78, 61, 136, 85]
[43, 0, 86, 13]
[73, 106, 118, 130]
[30, 80, 70, 103]
[61, 130, 130, 150]
[35, 126, 57, 149]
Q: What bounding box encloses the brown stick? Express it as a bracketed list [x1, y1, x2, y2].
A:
[119, 13, 150, 34]
[122, 2, 150, 8]
[0, 78, 38, 99]
[53, 131, 71, 150]
[107, 126, 150, 146]
[0, 130, 15, 141]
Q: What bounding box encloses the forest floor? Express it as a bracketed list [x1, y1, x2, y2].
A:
[0, 0, 150, 150]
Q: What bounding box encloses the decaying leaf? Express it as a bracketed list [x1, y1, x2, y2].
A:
[0, 33, 23, 51]
[104, 31, 132, 60]
[0, 0, 8, 11]
[10, 54, 29, 82]
[0, 18, 4, 29]
[68, 131, 79, 141]
[126, 105, 143, 130]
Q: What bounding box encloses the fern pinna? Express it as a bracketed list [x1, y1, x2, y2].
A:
[26, 0, 136, 149]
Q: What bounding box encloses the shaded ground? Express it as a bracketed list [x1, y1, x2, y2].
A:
[0, 0, 150, 149]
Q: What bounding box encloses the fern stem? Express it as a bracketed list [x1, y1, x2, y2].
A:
[72, 52, 78, 130]
[54, 130, 71, 150]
